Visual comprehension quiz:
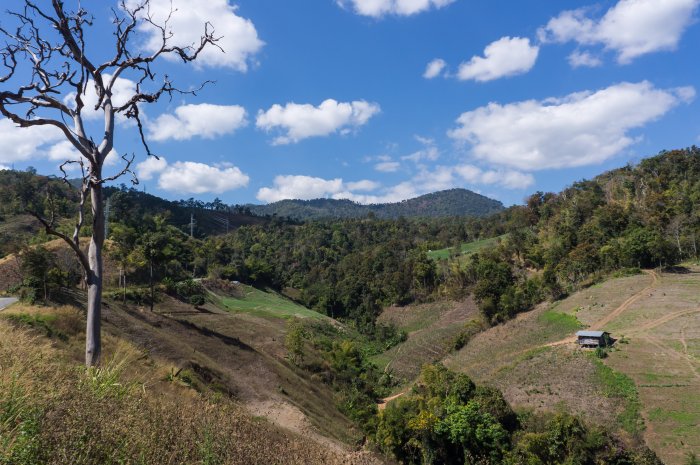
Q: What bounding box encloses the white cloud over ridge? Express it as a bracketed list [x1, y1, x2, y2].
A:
[257, 164, 532, 205]
[127, 0, 264, 71]
[256, 99, 380, 145]
[149, 104, 248, 141]
[539, 0, 700, 64]
[448, 81, 695, 171]
[458, 37, 539, 82]
[338, 0, 455, 18]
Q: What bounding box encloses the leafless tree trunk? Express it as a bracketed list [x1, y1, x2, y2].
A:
[0, 0, 218, 366]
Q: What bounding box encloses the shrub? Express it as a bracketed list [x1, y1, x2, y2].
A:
[189, 294, 206, 307]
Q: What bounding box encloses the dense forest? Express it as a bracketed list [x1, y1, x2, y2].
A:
[246, 188, 504, 220]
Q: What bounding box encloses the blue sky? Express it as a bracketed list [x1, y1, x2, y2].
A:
[1, 0, 699, 206]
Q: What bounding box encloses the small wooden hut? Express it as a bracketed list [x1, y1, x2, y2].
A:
[576, 330, 611, 348]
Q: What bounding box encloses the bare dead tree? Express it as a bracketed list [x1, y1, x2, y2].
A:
[0, 0, 219, 366]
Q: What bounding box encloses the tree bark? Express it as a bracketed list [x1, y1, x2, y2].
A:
[86, 181, 104, 367]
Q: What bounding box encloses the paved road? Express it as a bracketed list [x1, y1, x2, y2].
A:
[0, 297, 18, 310]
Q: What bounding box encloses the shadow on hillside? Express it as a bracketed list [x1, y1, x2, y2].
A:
[663, 265, 695, 274]
[164, 316, 256, 352]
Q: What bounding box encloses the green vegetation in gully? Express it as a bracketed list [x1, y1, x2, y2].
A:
[214, 284, 325, 320]
[591, 356, 644, 435]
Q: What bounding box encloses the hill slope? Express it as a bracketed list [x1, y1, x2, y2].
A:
[247, 188, 504, 220]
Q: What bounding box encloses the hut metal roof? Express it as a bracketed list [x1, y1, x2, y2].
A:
[576, 330, 607, 338]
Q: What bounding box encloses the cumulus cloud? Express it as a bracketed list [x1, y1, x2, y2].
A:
[126, 0, 263, 71]
[135, 156, 169, 181]
[64, 75, 137, 122]
[448, 81, 695, 170]
[454, 165, 534, 189]
[47, 141, 120, 170]
[423, 58, 447, 79]
[256, 99, 380, 145]
[257, 175, 345, 202]
[148, 104, 247, 141]
[337, 0, 455, 17]
[457, 37, 539, 82]
[0, 118, 123, 171]
[158, 161, 249, 194]
[539, 0, 700, 64]
[0, 119, 63, 164]
[568, 50, 603, 68]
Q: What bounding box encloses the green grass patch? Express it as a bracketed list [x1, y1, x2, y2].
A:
[538, 310, 583, 333]
[591, 357, 643, 435]
[1, 313, 68, 342]
[427, 235, 506, 260]
[648, 408, 696, 424]
[213, 285, 325, 320]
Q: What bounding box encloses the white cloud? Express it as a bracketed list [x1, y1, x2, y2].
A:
[126, 0, 264, 71]
[135, 156, 168, 181]
[423, 58, 447, 79]
[256, 99, 380, 145]
[64, 75, 137, 121]
[0, 165, 9, 171]
[338, 0, 455, 17]
[458, 37, 539, 82]
[47, 141, 120, 170]
[403, 136, 440, 163]
[148, 104, 247, 141]
[448, 81, 695, 170]
[347, 180, 381, 191]
[257, 175, 345, 202]
[0, 119, 63, 164]
[158, 161, 249, 194]
[375, 161, 401, 172]
[539, 0, 700, 64]
[568, 50, 603, 68]
[455, 165, 534, 189]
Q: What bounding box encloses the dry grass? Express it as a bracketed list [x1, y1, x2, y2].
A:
[0, 308, 388, 465]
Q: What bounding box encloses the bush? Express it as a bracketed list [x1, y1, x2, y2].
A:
[189, 294, 206, 307]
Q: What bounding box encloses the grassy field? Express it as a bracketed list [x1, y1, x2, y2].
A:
[426, 235, 506, 260]
[212, 284, 326, 320]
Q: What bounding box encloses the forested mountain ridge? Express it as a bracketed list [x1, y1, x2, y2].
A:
[246, 188, 505, 220]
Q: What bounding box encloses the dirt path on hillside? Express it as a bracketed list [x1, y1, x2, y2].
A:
[377, 391, 408, 411]
[629, 308, 700, 334]
[544, 270, 658, 349]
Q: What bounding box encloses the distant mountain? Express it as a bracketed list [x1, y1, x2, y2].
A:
[247, 188, 504, 220]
